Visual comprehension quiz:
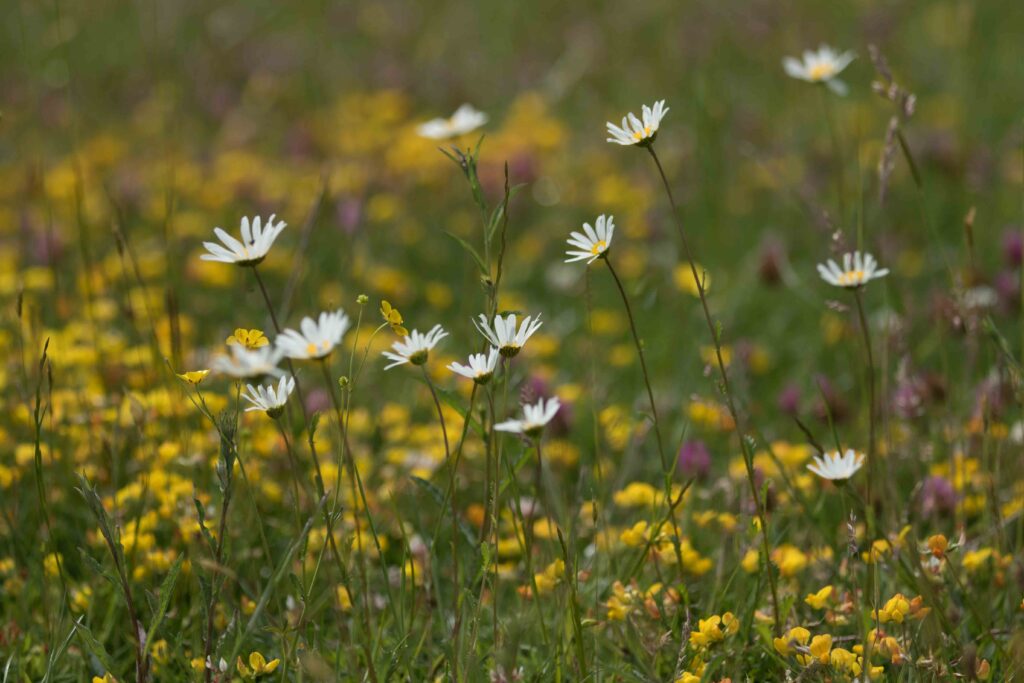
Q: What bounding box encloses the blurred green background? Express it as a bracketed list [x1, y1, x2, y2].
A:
[2, 0, 1023, 435]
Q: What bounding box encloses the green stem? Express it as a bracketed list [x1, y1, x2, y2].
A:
[420, 365, 460, 681]
[646, 143, 782, 636]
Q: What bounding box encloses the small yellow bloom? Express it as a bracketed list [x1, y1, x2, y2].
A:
[380, 300, 409, 336]
[875, 593, 929, 625]
[688, 615, 724, 649]
[237, 651, 280, 678]
[92, 675, 117, 683]
[176, 369, 210, 385]
[773, 626, 810, 656]
[674, 262, 710, 297]
[805, 634, 832, 665]
[925, 533, 948, 558]
[804, 585, 833, 610]
[620, 520, 651, 547]
[740, 548, 760, 573]
[226, 328, 269, 349]
[337, 585, 353, 611]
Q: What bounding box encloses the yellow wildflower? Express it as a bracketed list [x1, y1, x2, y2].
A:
[236, 651, 280, 678]
[380, 300, 409, 336]
[176, 369, 210, 385]
[226, 328, 269, 349]
[773, 626, 810, 656]
[804, 585, 833, 610]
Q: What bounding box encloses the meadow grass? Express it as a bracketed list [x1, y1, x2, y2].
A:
[2, 0, 1024, 680]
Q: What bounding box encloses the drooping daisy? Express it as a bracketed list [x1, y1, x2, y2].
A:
[211, 344, 284, 380]
[473, 313, 543, 358]
[606, 100, 668, 147]
[276, 309, 351, 361]
[242, 375, 295, 418]
[807, 448, 864, 481]
[495, 397, 562, 438]
[382, 324, 449, 370]
[447, 347, 500, 384]
[783, 45, 856, 96]
[200, 215, 287, 266]
[565, 214, 615, 265]
[417, 104, 488, 140]
[817, 251, 889, 289]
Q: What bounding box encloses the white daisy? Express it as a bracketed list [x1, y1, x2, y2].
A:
[200, 215, 287, 266]
[606, 100, 669, 147]
[382, 324, 449, 370]
[211, 344, 284, 380]
[495, 397, 562, 438]
[417, 104, 488, 140]
[242, 375, 295, 417]
[566, 214, 615, 265]
[807, 448, 864, 481]
[473, 313, 543, 358]
[276, 309, 351, 361]
[447, 347, 500, 384]
[783, 45, 856, 96]
[817, 251, 889, 289]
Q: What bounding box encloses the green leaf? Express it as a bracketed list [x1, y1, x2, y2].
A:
[78, 547, 117, 587]
[444, 231, 489, 276]
[72, 618, 115, 675]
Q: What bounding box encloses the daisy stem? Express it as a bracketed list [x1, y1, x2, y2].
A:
[603, 254, 692, 582]
[852, 287, 877, 530]
[251, 264, 311, 424]
[602, 256, 668, 472]
[420, 365, 461, 677]
[646, 143, 782, 636]
[319, 360, 378, 682]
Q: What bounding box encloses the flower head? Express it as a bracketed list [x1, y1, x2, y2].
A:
[495, 397, 561, 438]
[276, 309, 351, 360]
[382, 324, 448, 369]
[565, 214, 615, 265]
[417, 104, 487, 140]
[783, 45, 856, 95]
[380, 300, 408, 336]
[176, 369, 210, 385]
[606, 100, 668, 147]
[242, 375, 295, 418]
[807, 448, 864, 481]
[200, 215, 286, 266]
[226, 328, 269, 349]
[211, 345, 284, 380]
[236, 651, 280, 678]
[447, 347, 500, 384]
[473, 313, 543, 358]
[817, 251, 889, 289]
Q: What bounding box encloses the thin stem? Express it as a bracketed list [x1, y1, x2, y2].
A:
[852, 288, 877, 523]
[251, 265, 309, 421]
[646, 144, 782, 636]
[420, 365, 460, 679]
[319, 360, 378, 683]
[603, 256, 668, 472]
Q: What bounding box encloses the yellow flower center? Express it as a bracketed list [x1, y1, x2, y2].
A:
[632, 126, 652, 140]
[590, 240, 607, 255]
[306, 342, 318, 356]
[808, 63, 835, 81]
[838, 270, 865, 286]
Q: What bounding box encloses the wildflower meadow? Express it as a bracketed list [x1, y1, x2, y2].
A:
[3, 1, 1024, 680]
